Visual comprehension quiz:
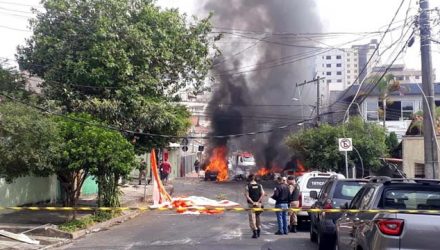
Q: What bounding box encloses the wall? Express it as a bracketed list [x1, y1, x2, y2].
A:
[81, 176, 99, 196]
[402, 136, 427, 178]
[0, 175, 60, 207]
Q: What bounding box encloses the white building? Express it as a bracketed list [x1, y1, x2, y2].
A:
[315, 49, 346, 91]
[370, 64, 423, 84]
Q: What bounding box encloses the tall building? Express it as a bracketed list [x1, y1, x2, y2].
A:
[370, 64, 423, 84]
[315, 39, 380, 92]
[315, 49, 346, 91]
[352, 39, 380, 83]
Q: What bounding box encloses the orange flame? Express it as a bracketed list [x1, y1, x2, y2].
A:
[206, 146, 229, 182]
[256, 167, 270, 176]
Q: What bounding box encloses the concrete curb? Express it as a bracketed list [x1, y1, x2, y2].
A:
[41, 210, 144, 249]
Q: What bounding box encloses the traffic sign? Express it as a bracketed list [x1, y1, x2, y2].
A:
[181, 138, 189, 146]
[338, 138, 353, 152]
[181, 146, 188, 152]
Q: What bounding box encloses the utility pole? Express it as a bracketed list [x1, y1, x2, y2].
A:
[296, 77, 323, 126]
[420, 0, 439, 179]
[316, 76, 321, 125]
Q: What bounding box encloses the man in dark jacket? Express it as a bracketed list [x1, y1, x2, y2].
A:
[245, 174, 265, 238]
[272, 176, 290, 235]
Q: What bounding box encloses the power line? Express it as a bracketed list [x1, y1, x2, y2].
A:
[341, 0, 408, 123]
[0, 91, 345, 139]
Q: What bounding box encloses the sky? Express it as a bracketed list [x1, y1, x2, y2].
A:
[1, 0, 440, 77]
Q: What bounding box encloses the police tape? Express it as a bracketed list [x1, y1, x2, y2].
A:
[1, 206, 440, 214]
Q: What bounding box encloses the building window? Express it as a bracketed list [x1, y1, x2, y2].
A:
[336, 63, 342, 67]
[326, 72, 331, 76]
[347, 58, 351, 62]
[347, 76, 351, 79]
[415, 163, 425, 178]
[337, 79, 342, 83]
[326, 56, 331, 60]
[327, 80, 331, 84]
[366, 101, 379, 121]
[337, 71, 342, 75]
[354, 70, 358, 73]
[347, 70, 351, 73]
[415, 75, 420, 80]
[354, 64, 358, 67]
[396, 76, 404, 81]
[347, 64, 351, 68]
[382, 101, 401, 121]
[336, 55, 342, 59]
[326, 64, 331, 68]
[405, 76, 410, 81]
[402, 101, 414, 120]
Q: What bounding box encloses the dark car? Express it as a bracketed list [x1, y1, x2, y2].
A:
[336, 177, 440, 250]
[309, 176, 367, 250]
[204, 170, 218, 181]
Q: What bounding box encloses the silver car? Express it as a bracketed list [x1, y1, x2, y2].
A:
[336, 177, 440, 250]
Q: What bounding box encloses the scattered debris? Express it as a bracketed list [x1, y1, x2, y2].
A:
[0, 229, 40, 245]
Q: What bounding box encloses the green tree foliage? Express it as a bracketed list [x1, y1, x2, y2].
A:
[55, 114, 136, 210]
[0, 102, 61, 182]
[385, 132, 399, 154]
[0, 62, 28, 100]
[286, 117, 388, 173]
[17, 0, 214, 148]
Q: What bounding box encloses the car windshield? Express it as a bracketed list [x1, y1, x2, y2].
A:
[333, 181, 366, 200]
[380, 189, 440, 210]
[306, 177, 328, 189]
[242, 156, 255, 163]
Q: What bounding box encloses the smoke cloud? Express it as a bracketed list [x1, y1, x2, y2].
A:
[203, 0, 322, 168]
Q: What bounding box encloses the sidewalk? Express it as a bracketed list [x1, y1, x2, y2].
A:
[0, 183, 156, 249]
[0, 176, 194, 249]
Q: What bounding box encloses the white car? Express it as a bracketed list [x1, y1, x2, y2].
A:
[296, 171, 345, 225]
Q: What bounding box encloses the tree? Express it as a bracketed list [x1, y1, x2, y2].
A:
[366, 74, 405, 127]
[0, 102, 61, 182]
[17, 0, 214, 149]
[385, 132, 399, 154]
[286, 117, 388, 174]
[0, 62, 28, 100]
[54, 114, 136, 212]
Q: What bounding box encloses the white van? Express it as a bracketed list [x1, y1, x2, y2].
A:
[296, 171, 345, 224]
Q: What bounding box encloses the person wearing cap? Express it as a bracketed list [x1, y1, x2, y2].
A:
[271, 176, 290, 235]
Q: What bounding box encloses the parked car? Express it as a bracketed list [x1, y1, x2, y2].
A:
[296, 171, 345, 226]
[309, 176, 367, 250]
[336, 177, 440, 250]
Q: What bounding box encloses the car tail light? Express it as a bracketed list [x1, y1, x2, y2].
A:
[298, 193, 302, 207]
[376, 219, 404, 236]
[323, 199, 333, 209]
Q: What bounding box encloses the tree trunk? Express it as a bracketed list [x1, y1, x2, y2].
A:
[383, 99, 387, 128]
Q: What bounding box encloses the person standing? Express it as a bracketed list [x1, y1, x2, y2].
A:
[272, 176, 290, 235]
[245, 174, 265, 238]
[194, 159, 200, 175]
[138, 159, 147, 185]
[160, 159, 172, 185]
[288, 176, 300, 233]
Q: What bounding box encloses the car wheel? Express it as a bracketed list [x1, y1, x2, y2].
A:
[310, 223, 317, 242]
[318, 232, 334, 250]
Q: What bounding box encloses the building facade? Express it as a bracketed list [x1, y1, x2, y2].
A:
[370, 64, 422, 84]
[315, 39, 380, 94]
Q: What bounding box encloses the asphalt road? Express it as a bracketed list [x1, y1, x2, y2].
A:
[60, 178, 316, 250]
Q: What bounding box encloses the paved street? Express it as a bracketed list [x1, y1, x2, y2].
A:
[60, 178, 316, 250]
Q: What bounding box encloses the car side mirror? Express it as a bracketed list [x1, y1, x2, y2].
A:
[310, 191, 318, 199]
[341, 202, 349, 209]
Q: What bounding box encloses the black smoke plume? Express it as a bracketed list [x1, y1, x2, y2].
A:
[203, 0, 322, 168]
